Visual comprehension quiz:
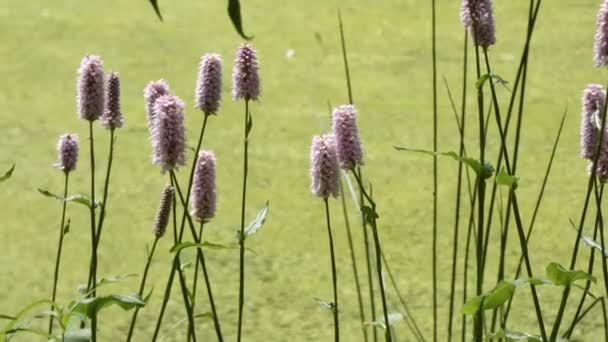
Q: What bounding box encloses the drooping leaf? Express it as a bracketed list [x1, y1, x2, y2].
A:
[365, 313, 404, 330]
[462, 278, 547, 315]
[37, 189, 95, 209]
[95, 274, 137, 289]
[476, 73, 510, 91]
[580, 234, 608, 257]
[1, 327, 56, 340]
[170, 241, 240, 254]
[394, 147, 494, 179]
[495, 167, 519, 189]
[0, 164, 15, 183]
[228, 0, 253, 40]
[487, 329, 542, 341]
[148, 0, 163, 21]
[546, 262, 596, 286]
[70, 294, 144, 318]
[242, 202, 269, 240]
[63, 328, 91, 342]
[0, 299, 54, 336]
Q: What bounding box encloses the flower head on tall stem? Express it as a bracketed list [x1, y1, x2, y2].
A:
[144, 80, 171, 130]
[77, 55, 105, 121]
[152, 95, 187, 173]
[460, 0, 496, 48]
[310, 134, 341, 199]
[101, 72, 124, 130]
[196, 54, 223, 115]
[55, 134, 79, 173]
[332, 104, 364, 170]
[581, 84, 606, 160]
[153, 186, 174, 237]
[232, 44, 260, 101]
[595, 0, 608, 67]
[190, 150, 217, 222]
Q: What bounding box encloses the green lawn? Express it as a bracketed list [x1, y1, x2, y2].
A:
[1, 0, 607, 340]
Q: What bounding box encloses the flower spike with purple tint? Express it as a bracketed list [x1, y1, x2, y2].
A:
[190, 150, 217, 222]
[595, 0, 608, 67]
[56, 134, 79, 173]
[196, 54, 223, 114]
[581, 84, 605, 160]
[77, 55, 105, 121]
[332, 104, 364, 171]
[310, 134, 341, 199]
[101, 72, 124, 130]
[153, 186, 174, 238]
[232, 44, 260, 101]
[152, 95, 187, 173]
[460, 0, 496, 48]
[144, 80, 171, 131]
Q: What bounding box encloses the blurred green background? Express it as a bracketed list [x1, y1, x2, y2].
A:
[1, 0, 607, 340]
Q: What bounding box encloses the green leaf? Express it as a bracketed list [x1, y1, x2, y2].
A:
[245, 112, 253, 138]
[63, 219, 71, 236]
[170, 241, 241, 254]
[393, 147, 494, 179]
[194, 312, 214, 321]
[314, 297, 335, 312]
[495, 167, 519, 189]
[546, 262, 596, 286]
[0, 164, 15, 183]
[476, 74, 510, 91]
[70, 294, 144, 318]
[0, 315, 15, 321]
[228, 0, 253, 40]
[361, 205, 379, 225]
[242, 202, 269, 240]
[37, 189, 95, 209]
[63, 328, 91, 342]
[95, 273, 137, 289]
[365, 313, 404, 330]
[462, 279, 540, 315]
[0, 299, 54, 336]
[487, 329, 542, 341]
[148, 0, 162, 20]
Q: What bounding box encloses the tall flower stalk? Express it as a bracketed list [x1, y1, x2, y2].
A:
[232, 43, 260, 342]
[48, 134, 79, 335]
[77, 54, 104, 342]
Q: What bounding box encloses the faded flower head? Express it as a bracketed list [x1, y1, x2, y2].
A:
[332, 104, 364, 170]
[152, 95, 187, 173]
[101, 72, 124, 130]
[310, 134, 340, 199]
[596, 0, 608, 67]
[144, 80, 171, 131]
[460, 0, 496, 48]
[195, 53, 223, 114]
[77, 55, 105, 121]
[190, 150, 217, 221]
[232, 44, 260, 101]
[153, 186, 174, 237]
[56, 134, 79, 173]
[581, 84, 606, 160]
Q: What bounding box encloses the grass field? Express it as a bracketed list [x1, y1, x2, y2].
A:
[1, 0, 608, 340]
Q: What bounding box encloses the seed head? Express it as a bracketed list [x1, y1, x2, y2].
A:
[56, 134, 79, 173]
[310, 134, 340, 199]
[144, 80, 171, 131]
[153, 186, 174, 238]
[195, 54, 223, 114]
[77, 55, 105, 121]
[332, 104, 364, 170]
[152, 95, 187, 173]
[581, 84, 606, 160]
[460, 0, 496, 48]
[190, 151, 217, 222]
[101, 72, 124, 130]
[232, 44, 260, 101]
[596, 0, 608, 67]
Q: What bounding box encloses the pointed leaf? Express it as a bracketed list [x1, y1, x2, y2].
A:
[148, 0, 163, 20]
[546, 262, 596, 286]
[0, 164, 15, 183]
[194, 312, 214, 321]
[170, 241, 243, 254]
[38, 189, 95, 209]
[243, 202, 269, 240]
[0, 299, 54, 335]
[95, 274, 137, 289]
[361, 205, 379, 225]
[487, 329, 542, 342]
[63, 219, 71, 236]
[496, 167, 519, 189]
[581, 234, 608, 257]
[63, 328, 91, 342]
[365, 313, 403, 330]
[476, 74, 510, 91]
[314, 297, 335, 312]
[394, 147, 494, 179]
[70, 294, 144, 318]
[228, 0, 252, 40]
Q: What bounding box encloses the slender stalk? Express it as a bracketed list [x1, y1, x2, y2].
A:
[48, 173, 69, 335]
[188, 222, 205, 341]
[126, 237, 159, 342]
[85, 121, 98, 342]
[338, 11, 353, 105]
[237, 100, 250, 342]
[338, 179, 368, 342]
[94, 130, 116, 254]
[323, 198, 340, 342]
[430, 0, 438, 340]
[351, 171, 391, 342]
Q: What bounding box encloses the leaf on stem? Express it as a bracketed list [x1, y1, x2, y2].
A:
[170, 241, 244, 254]
[476, 73, 510, 91]
[148, 0, 163, 21]
[487, 329, 542, 342]
[240, 201, 269, 241]
[394, 147, 494, 179]
[314, 297, 336, 312]
[0, 164, 15, 183]
[364, 313, 403, 330]
[70, 294, 145, 318]
[194, 312, 214, 321]
[37, 189, 97, 209]
[495, 167, 519, 189]
[63, 219, 71, 236]
[546, 262, 596, 286]
[228, 0, 253, 40]
[63, 328, 91, 342]
[580, 234, 608, 257]
[361, 205, 379, 225]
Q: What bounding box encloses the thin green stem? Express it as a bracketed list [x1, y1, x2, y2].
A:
[324, 198, 340, 342]
[94, 130, 115, 254]
[237, 99, 250, 342]
[430, 0, 438, 340]
[188, 222, 205, 341]
[338, 179, 368, 342]
[85, 121, 98, 342]
[48, 173, 69, 335]
[126, 237, 159, 342]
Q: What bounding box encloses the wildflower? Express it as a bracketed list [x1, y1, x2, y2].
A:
[56, 134, 79, 173]
[153, 186, 174, 237]
[460, 0, 496, 48]
[332, 104, 363, 170]
[232, 44, 260, 101]
[144, 80, 170, 130]
[101, 72, 124, 130]
[581, 84, 605, 160]
[595, 0, 608, 67]
[152, 95, 186, 173]
[310, 134, 340, 198]
[190, 151, 217, 221]
[195, 54, 223, 114]
[77, 55, 105, 121]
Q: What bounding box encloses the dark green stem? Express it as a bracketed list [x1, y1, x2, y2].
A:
[126, 237, 159, 342]
[237, 100, 250, 342]
[324, 198, 340, 342]
[86, 121, 98, 342]
[48, 173, 69, 335]
[430, 0, 438, 340]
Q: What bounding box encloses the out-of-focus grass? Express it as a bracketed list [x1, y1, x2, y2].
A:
[0, 0, 606, 340]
